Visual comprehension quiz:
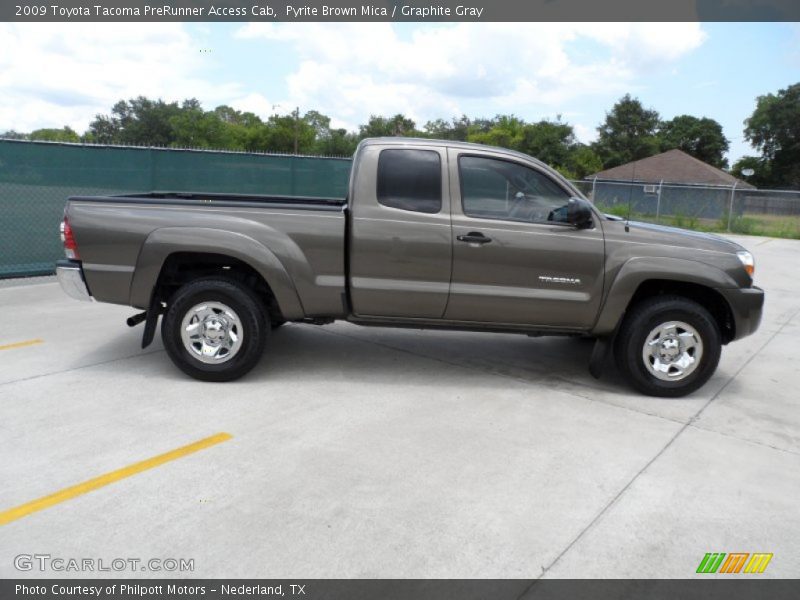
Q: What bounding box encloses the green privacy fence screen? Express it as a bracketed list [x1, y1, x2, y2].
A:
[0, 140, 352, 278]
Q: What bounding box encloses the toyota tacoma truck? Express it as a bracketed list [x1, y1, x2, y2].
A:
[56, 138, 764, 397]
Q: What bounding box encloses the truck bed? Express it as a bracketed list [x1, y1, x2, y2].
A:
[65, 192, 348, 318]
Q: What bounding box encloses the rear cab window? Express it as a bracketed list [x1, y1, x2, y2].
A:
[377, 149, 442, 214]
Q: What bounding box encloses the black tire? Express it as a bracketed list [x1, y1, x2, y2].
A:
[614, 295, 721, 398]
[161, 278, 269, 382]
[270, 319, 286, 330]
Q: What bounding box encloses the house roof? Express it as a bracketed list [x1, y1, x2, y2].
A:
[587, 149, 755, 189]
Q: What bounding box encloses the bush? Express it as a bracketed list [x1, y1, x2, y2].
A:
[772, 219, 800, 239]
[670, 212, 698, 230]
[729, 216, 760, 235]
[596, 203, 631, 218]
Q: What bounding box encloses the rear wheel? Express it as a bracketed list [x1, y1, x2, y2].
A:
[162, 278, 269, 382]
[614, 296, 721, 397]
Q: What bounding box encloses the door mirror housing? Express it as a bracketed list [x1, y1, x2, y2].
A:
[567, 198, 594, 229]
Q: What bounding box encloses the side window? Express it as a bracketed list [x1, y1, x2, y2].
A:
[459, 156, 572, 224]
[377, 149, 442, 214]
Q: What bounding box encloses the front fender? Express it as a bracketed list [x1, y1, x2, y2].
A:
[129, 227, 306, 319]
[591, 256, 739, 336]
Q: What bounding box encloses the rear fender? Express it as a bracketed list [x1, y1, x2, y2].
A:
[129, 227, 305, 319]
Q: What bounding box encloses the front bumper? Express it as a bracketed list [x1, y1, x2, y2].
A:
[718, 285, 764, 341]
[56, 259, 93, 302]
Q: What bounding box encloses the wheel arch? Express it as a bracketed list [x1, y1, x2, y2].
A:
[626, 280, 735, 343]
[593, 257, 738, 344]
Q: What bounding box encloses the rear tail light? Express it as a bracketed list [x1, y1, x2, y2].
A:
[60, 216, 79, 259]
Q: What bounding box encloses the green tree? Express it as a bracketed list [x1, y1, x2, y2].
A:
[88, 96, 182, 146]
[423, 116, 471, 141]
[302, 110, 356, 155]
[659, 115, 729, 168]
[519, 118, 576, 167]
[212, 105, 259, 126]
[593, 94, 661, 168]
[211, 105, 263, 149]
[744, 82, 800, 188]
[359, 114, 417, 138]
[82, 115, 118, 144]
[313, 128, 359, 156]
[170, 99, 230, 148]
[467, 115, 526, 149]
[27, 127, 80, 142]
[566, 145, 603, 179]
[303, 110, 332, 139]
[465, 115, 593, 177]
[247, 111, 317, 154]
[467, 118, 497, 136]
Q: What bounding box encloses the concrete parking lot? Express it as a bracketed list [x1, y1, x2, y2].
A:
[0, 233, 798, 579]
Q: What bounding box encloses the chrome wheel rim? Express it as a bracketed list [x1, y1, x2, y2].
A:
[180, 302, 243, 364]
[642, 321, 703, 381]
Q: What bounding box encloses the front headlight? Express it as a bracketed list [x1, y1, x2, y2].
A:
[736, 250, 755, 279]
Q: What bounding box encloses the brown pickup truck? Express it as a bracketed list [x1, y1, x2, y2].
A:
[56, 138, 763, 397]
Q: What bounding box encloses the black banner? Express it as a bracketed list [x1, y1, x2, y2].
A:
[3, 580, 800, 600]
[2, 0, 800, 22]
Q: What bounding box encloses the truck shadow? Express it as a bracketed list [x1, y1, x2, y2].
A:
[69, 324, 162, 367]
[249, 322, 632, 398]
[80, 320, 637, 398]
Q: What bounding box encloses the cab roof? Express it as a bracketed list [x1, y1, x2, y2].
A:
[357, 137, 580, 196]
[358, 137, 550, 169]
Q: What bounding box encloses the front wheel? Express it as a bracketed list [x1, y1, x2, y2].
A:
[614, 296, 721, 397]
[162, 278, 269, 382]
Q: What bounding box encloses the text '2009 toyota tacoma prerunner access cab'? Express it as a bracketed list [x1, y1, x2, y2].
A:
[56, 138, 764, 397]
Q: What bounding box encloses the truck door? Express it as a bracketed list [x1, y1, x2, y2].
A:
[349, 143, 452, 318]
[444, 150, 605, 329]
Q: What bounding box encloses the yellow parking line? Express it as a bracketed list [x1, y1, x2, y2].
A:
[0, 338, 43, 351]
[0, 432, 232, 526]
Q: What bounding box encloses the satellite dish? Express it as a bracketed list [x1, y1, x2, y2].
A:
[741, 168, 755, 177]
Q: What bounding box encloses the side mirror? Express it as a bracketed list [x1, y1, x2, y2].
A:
[567, 198, 594, 229]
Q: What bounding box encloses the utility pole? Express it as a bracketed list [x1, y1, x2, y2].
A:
[655, 179, 663, 223]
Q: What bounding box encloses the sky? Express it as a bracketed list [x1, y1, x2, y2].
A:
[0, 22, 798, 163]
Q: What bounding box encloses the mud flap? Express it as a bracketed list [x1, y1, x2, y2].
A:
[141, 292, 161, 349]
[588, 336, 612, 380]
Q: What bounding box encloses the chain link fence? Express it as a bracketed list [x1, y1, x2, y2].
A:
[573, 179, 800, 239]
[0, 139, 352, 278]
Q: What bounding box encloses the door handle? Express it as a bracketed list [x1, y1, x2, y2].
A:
[457, 232, 492, 245]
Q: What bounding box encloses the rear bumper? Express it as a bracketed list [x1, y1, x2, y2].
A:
[718, 285, 764, 341]
[56, 259, 93, 302]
